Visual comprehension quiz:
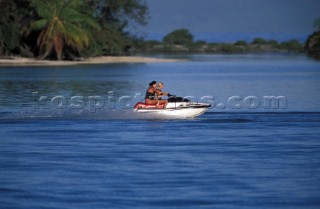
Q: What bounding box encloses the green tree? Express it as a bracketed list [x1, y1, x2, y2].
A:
[234, 40, 247, 46]
[305, 18, 320, 58]
[84, 0, 149, 56]
[252, 37, 268, 45]
[91, 0, 148, 27]
[268, 40, 278, 46]
[163, 29, 194, 45]
[0, 0, 149, 58]
[305, 32, 320, 58]
[31, 0, 100, 60]
[280, 40, 303, 52]
[0, 0, 31, 56]
[85, 26, 132, 56]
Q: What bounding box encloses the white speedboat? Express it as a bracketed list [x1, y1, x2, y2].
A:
[133, 101, 211, 118]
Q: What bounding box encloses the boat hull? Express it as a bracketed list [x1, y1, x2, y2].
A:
[133, 102, 211, 118]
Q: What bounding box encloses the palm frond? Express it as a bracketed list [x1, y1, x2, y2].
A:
[31, 0, 55, 19]
[63, 22, 90, 47]
[32, 0, 101, 59]
[31, 19, 48, 30]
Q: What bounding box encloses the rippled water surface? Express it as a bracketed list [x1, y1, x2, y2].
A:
[0, 54, 320, 209]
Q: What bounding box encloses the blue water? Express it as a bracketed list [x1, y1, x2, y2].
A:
[0, 54, 320, 209]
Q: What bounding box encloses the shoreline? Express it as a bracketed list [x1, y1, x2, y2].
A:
[0, 56, 185, 66]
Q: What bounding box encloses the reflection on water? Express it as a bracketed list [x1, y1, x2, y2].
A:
[0, 80, 137, 110]
[0, 54, 319, 114]
[1, 55, 320, 209]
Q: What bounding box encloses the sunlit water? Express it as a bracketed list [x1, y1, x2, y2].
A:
[0, 54, 320, 209]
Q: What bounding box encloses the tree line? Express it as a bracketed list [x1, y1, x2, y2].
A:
[0, 0, 319, 60]
[138, 20, 320, 58]
[138, 29, 306, 54]
[0, 0, 148, 60]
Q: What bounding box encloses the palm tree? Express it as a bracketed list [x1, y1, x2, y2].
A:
[31, 0, 100, 60]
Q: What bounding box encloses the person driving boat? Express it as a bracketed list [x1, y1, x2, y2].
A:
[156, 82, 169, 99]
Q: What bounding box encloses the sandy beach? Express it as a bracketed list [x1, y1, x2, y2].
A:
[0, 56, 184, 66]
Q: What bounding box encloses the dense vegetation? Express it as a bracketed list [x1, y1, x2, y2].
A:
[305, 18, 320, 59]
[0, 1, 318, 60]
[0, 0, 148, 60]
[138, 29, 305, 54]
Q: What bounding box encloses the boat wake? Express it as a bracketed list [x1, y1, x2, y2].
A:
[0, 108, 183, 120]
